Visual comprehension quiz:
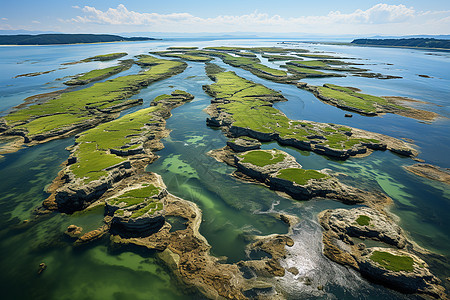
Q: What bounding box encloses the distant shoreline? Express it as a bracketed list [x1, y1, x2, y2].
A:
[300, 41, 450, 52]
[0, 40, 162, 47]
[0, 33, 160, 46]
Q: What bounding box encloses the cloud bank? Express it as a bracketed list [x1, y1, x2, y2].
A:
[6, 3, 449, 35]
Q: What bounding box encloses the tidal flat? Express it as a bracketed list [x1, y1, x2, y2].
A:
[0, 40, 449, 300]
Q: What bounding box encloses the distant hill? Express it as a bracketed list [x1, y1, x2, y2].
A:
[351, 38, 450, 50]
[367, 35, 450, 40]
[0, 34, 158, 45]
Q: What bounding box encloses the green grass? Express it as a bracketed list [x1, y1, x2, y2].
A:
[314, 84, 407, 115]
[239, 150, 286, 167]
[153, 94, 171, 103]
[84, 52, 127, 61]
[200, 50, 289, 78]
[17, 113, 91, 135]
[74, 62, 131, 81]
[4, 55, 186, 136]
[317, 86, 377, 113]
[262, 54, 301, 61]
[154, 52, 212, 62]
[276, 168, 329, 185]
[370, 251, 414, 272]
[291, 60, 329, 68]
[297, 54, 342, 59]
[167, 46, 198, 50]
[285, 64, 328, 75]
[110, 184, 161, 208]
[356, 215, 371, 226]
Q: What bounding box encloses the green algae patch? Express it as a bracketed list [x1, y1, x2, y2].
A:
[370, 251, 414, 272]
[356, 215, 371, 226]
[3, 55, 186, 140]
[239, 150, 286, 167]
[276, 168, 329, 185]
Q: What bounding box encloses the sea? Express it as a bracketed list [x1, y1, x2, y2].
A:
[0, 38, 449, 299]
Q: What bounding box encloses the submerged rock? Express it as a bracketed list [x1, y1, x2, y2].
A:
[64, 225, 83, 238]
[404, 163, 450, 185]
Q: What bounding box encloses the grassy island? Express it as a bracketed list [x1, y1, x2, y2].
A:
[301, 83, 435, 119]
[64, 59, 134, 85]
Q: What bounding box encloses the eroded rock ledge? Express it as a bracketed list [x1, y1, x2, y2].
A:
[319, 207, 447, 299]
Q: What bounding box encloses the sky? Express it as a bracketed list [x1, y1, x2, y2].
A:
[1, 1, 449, 36]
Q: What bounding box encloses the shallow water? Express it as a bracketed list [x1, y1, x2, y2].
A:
[0, 39, 449, 299]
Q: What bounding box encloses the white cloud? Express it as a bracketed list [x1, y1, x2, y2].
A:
[32, 20, 41, 24]
[1, 17, 7, 21]
[68, 3, 417, 26]
[60, 3, 450, 34]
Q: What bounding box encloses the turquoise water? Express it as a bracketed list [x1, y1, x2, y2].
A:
[0, 39, 448, 299]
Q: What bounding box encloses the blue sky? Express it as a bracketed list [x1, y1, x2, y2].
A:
[1, 1, 449, 35]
